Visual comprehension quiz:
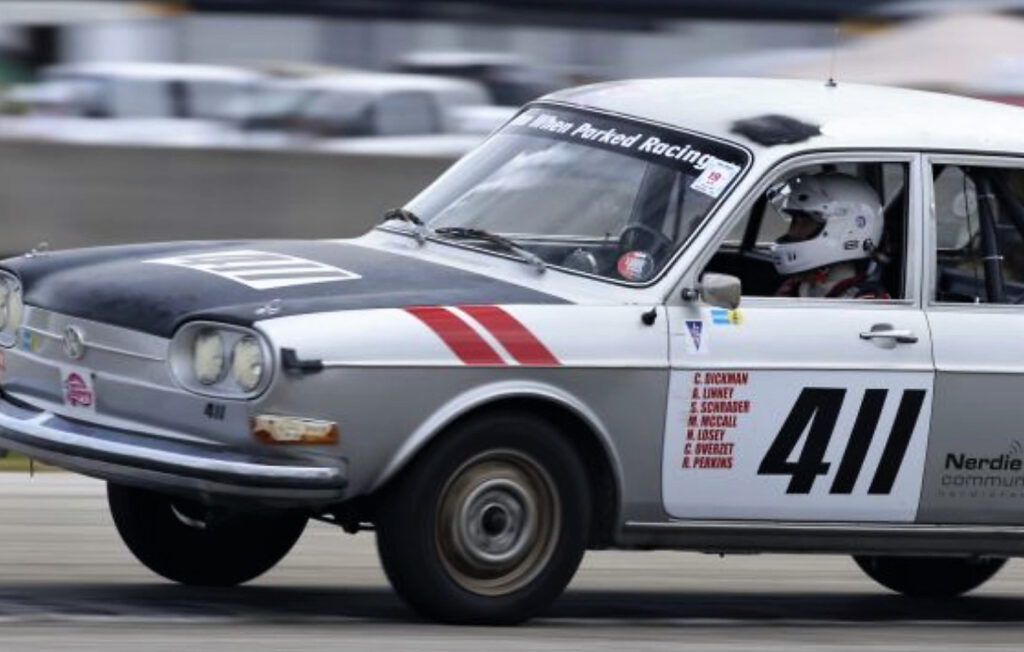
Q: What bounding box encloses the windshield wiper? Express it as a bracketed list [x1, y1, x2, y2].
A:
[433, 226, 547, 274]
[381, 207, 430, 244]
[381, 212, 546, 274]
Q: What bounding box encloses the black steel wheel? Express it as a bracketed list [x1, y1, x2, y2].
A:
[375, 411, 591, 624]
[107, 482, 307, 586]
[853, 555, 1006, 597]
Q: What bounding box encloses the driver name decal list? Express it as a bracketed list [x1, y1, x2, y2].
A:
[682, 371, 751, 470]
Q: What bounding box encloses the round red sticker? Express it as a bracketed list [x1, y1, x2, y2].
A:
[617, 250, 655, 281]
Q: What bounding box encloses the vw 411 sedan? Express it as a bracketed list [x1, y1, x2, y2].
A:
[2, 78, 1024, 624]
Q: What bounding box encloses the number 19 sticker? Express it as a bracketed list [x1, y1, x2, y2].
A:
[691, 158, 740, 198]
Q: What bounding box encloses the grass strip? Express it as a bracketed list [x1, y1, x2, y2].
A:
[0, 450, 60, 472]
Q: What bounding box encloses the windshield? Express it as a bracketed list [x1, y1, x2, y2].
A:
[402, 105, 749, 283]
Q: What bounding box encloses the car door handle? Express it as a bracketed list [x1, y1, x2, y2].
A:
[859, 329, 918, 344]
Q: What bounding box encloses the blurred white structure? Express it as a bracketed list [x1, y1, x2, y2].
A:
[778, 11, 1024, 101]
[0, 61, 260, 146]
[1, 67, 507, 154]
[0, 2, 178, 63]
[36, 62, 261, 118]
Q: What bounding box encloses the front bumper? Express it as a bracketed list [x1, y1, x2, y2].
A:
[0, 394, 348, 507]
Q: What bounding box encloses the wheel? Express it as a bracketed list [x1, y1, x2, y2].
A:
[853, 555, 1006, 597]
[375, 411, 591, 625]
[107, 482, 307, 586]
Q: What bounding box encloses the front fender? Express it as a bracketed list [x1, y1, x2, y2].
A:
[371, 379, 624, 497]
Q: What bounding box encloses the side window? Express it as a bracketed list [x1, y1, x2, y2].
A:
[933, 164, 1024, 304]
[704, 161, 909, 299]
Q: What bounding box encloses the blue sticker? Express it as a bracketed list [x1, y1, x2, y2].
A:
[19, 329, 37, 352]
[685, 320, 703, 351]
[710, 308, 743, 326]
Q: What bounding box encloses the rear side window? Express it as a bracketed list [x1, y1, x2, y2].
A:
[932, 164, 1024, 304]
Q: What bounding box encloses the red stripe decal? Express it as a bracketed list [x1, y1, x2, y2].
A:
[459, 305, 560, 366]
[405, 306, 505, 365]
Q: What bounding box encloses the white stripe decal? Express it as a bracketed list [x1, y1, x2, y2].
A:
[145, 250, 361, 290]
[449, 307, 518, 366]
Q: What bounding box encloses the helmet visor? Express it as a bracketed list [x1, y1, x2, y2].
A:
[775, 210, 825, 244]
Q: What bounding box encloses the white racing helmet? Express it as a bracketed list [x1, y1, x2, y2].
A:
[769, 172, 884, 275]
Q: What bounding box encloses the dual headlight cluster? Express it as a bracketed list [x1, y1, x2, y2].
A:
[170, 323, 271, 398]
[0, 272, 24, 348]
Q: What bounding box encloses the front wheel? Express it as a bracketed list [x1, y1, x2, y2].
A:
[853, 555, 1006, 597]
[108, 483, 307, 586]
[375, 411, 591, 624]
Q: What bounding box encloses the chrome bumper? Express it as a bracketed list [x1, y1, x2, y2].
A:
[0, 394, 348, 507]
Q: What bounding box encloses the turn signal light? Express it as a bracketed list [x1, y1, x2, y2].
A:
[251, 415, 339, 445]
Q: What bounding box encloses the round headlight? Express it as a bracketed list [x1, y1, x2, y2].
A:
[6, 288, 23, 335]
[192, 329, 226, 385]
[231, 336, 264, 392]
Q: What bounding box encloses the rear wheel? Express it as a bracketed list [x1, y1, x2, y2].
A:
[853, 555, 1006, 597]
[375, 411, 591, 624]
[107, 483, 307, 586]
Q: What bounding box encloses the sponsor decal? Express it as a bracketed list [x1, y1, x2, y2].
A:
[145, 250, 361, 290]
[684, 320, 707, 355]
[616, 251, 655, 282]
[61, 367, 95, 411]
[512, 111, 725, 172]
[710, 308, 743, 326]
[682, 371, 751, 470]
[690, 158, 741, 198]
[938, 440, 1024, 496]
[20, 329, 39, 353]
[405, 305, 560, 367]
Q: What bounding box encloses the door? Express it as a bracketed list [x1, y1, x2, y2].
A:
[662, 155, 935, 522]
[918, 157, 1024, 524]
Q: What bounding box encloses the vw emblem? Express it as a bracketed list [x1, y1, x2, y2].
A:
[62, 326, 85, 360]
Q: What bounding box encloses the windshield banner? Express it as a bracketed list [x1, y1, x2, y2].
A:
[506, 106, 750, 195]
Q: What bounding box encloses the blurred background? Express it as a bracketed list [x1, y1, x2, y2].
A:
[3, 0, 1024, 254]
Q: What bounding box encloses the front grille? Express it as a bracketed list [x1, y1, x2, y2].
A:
[17, 306, 172, 386]
[3, 307, 254, 448]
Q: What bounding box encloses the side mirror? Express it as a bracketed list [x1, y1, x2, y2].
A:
[696, 273, 742, 310]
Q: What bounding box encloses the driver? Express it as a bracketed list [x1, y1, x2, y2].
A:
[770, 172, 889, 299]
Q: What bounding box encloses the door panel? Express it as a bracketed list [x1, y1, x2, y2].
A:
[920, 158, 1024, 524]
[663, 302, 934, 522]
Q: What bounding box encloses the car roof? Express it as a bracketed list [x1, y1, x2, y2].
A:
[543, 77, 1024, 155]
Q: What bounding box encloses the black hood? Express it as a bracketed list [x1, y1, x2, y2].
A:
[1, 240, 567, 338]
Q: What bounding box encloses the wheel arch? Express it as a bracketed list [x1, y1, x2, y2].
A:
[372, 381, 624, 547]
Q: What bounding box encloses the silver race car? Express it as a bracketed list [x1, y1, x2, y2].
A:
[1, 78, 1023, 624]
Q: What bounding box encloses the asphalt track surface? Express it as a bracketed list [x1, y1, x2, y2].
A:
[3, 475, 1024, 650]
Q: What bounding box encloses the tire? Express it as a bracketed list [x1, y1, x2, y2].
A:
[853, 555, 1006, 597]
[375, 411, 591, 625]
[107, 482, 308, 586]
